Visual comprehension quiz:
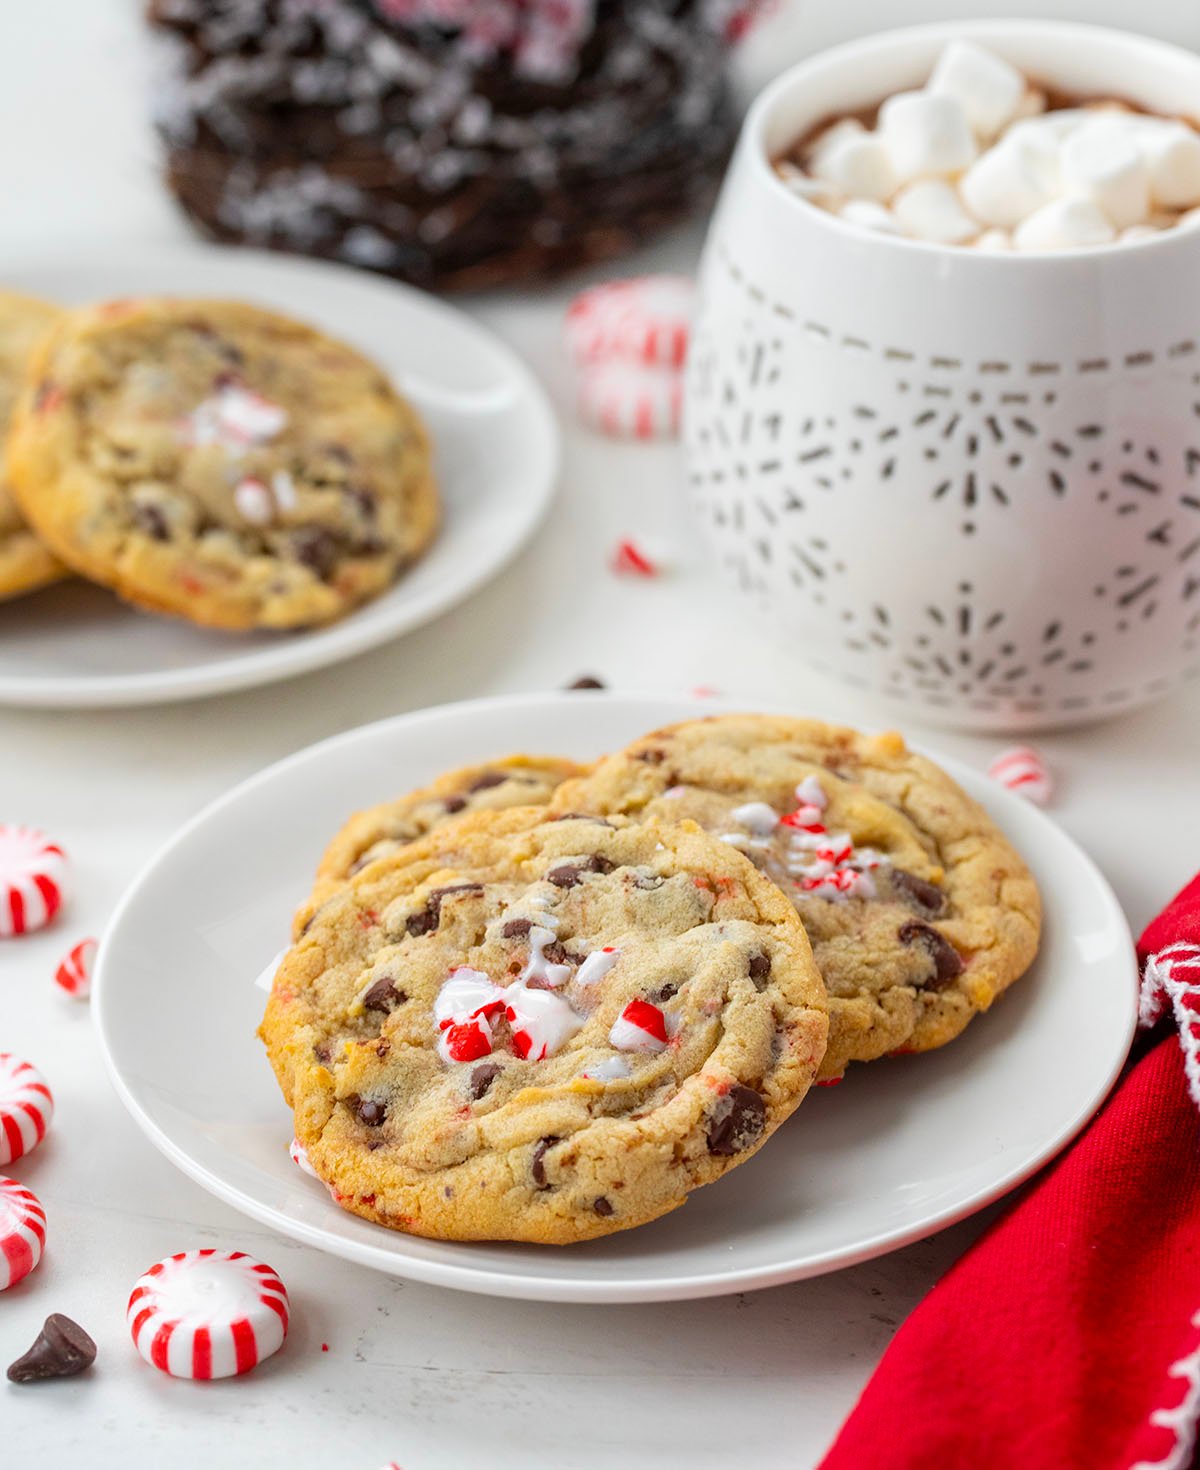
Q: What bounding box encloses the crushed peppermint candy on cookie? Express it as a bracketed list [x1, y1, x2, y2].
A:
[609, 998, 673, 1053]
[521, 925, 572, 988]
[504, 985, 585, 1061]
[720, 776, 884, 901]
[575, 947, 619, 987]
[179, 383, 287, 451]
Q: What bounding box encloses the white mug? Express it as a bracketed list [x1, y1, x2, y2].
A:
[685, 20, 1200, 731]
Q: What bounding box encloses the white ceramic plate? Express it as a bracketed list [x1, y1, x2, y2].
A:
[94, 694, 1137, 1303]
[0, 246, 557, 708]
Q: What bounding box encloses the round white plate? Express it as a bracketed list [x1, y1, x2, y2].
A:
[0, 246, 558, 708]
[94, 694, 1137, 1303]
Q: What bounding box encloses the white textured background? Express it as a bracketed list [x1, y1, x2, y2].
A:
[2, 3, 1199, 1466]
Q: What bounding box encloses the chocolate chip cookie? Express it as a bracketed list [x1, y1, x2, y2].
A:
[549, 715, 1041, 1081]
[261, 807, 828, 1244]
[0, 292, 65, 601]
[298, 754, 588, 934]
[6, 298, 437, 630]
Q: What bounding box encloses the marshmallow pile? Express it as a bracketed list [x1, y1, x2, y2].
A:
[776, 39, 1200, 251]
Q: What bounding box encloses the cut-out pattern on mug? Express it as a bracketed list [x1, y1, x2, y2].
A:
[685, 244, 1200, 717]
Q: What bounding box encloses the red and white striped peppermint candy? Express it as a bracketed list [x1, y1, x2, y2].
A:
[609, 538, 670, 578]
[565, 275, 695, 371]
[0, 825, 68, 937]
[987, 745, 1053, 806]
[577, 361, 683, 441]
[609, 999, 672, 1054]
[127, 1249, 289, 1379]
[289, 1136, 320, 1179]
[0, 1054, 54, 1167]
[54, 937, 98, 1000]
[0, 1176, 46, 1290]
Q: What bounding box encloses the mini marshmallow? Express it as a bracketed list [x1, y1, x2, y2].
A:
[1120, 223, 1162, 243]
[838, 199, 903, 235]
[959, 136, 1057, 228]
[1014, 195, 1116, 251]
[879, 91, 977, 183]
[775, 159, 839, 201]
[806, 117, 866, 168]
[976, 228, 1013, 250]
[1012, 87, 1048, 123]
[928, 39, 1025, 140]
[814, 132, 897, 202]
[1060, 118, 1151, 229]
[1143, 121, 1200, 209]
[893, 179, 979, 244]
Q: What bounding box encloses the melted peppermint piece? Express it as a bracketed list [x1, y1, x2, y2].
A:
[504, 984, 584, 1062]
[521, 925, 572, 989]
[434, 968, 505, 1028]
[180, 383, 287, 451]
[579, 1054, 632, 1082]
[438, 1014, 494, 1064]
[575, 947, 619, 987]
[729, 801, 779, 836]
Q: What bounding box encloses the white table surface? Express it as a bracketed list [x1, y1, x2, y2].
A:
[3, 4, 1199, 1467]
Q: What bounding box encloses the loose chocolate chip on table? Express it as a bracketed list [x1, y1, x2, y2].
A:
[890, 870, 948, 917]
[362, 977, 405, 1012]
[593, 1197, 614, 1217]
[467, 771, 507, 793]
[7, 1315, 97, 1383]
[706, 1085, 767, 1157]
[748, 953, 771, 983]
[350, 1095, 387, 1126]
[898, 921, 965, 986]
[566, 675, 606, 690]
[468, 1063, 503, 1100]
[531, 1136, 559, 1188]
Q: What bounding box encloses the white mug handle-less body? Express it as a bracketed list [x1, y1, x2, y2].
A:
[686, 20, 1200, 731]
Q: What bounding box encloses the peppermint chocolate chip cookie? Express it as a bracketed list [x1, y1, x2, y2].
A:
[0, 292, 65, 601]
[261, 807, 828, 1244]
[6, 298, 437, 629]
[550, 715, 1041, 1081]
[299, 755, 588, 933]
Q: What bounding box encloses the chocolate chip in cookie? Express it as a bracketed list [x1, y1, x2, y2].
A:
[898, 922, 965, 986]
[706, 1085, 767, 1156]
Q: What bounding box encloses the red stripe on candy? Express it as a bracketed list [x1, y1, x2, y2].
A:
[32, 874, 60, 922]
[231, 1318, 258, 1375]
[192, 1326, 212, 1380]
[150, 1321, 176, 1373]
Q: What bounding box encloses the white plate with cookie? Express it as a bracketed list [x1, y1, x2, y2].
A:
[0, 245, 558, 708]
[93, 693, 1138, 1303]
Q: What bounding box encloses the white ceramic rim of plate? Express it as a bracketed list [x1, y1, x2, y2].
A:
[93, 693, 1138, 1302]
[0, 244, 559, 709]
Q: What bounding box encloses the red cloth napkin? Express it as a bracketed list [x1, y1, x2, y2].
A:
[818, 873, 1200, 1470]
